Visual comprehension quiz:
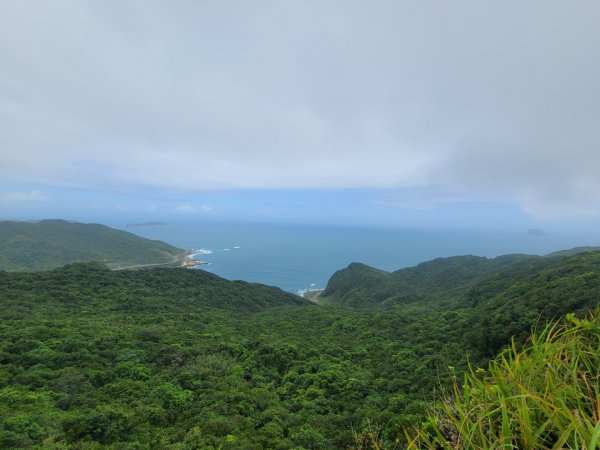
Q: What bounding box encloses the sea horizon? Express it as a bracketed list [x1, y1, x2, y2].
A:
[114, 222, 600, 293]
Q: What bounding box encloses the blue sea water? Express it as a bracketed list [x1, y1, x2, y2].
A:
[119, 223, 600, 293]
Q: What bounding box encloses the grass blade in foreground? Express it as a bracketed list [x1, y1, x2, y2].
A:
[408, 308, 600, 449]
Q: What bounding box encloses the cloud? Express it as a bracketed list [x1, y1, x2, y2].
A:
[374, 189, 485, 211]
[0, 190, 48, 204]
[436, 138, 600, 219]
[0, 1, 599, 219]
[175, 204, 213, 214]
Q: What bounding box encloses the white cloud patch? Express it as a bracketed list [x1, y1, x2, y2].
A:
[175, 204, 213, 214]
[0, 190, 48, 204]
[0, 1, 599, 219]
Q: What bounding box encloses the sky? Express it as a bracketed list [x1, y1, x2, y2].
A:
[1, 1, 600, 230]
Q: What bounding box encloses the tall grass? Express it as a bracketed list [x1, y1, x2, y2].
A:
[408, 308, 600, 449]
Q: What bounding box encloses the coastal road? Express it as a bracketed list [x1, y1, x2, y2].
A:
[112, 253, 186, 271]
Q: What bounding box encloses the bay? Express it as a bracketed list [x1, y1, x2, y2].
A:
[117, 223, 599, 293]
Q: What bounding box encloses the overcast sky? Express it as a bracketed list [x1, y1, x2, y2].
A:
[1, 1, 599, 228]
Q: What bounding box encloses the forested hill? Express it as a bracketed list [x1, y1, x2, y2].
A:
[0, 253, 599, 447]
[0, 220, 183, 271]
[320, 253, 538, 307]
[0, 262, 308, 311]
[321, 248, 600, 309]
[322, 249, 600, 359]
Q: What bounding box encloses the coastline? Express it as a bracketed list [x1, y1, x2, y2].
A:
[299, 288, 323, 303]
[181, 250, 208, 269]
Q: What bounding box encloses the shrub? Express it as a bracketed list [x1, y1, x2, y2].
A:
[408, 308, 600, 449]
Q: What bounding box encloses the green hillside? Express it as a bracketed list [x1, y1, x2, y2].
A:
[0, 248, 599, 448]
[0, 220, 183, 271]
[321, 253, 538, 307]
[322, 250, 600, 357]
[466, 250, 600, 356]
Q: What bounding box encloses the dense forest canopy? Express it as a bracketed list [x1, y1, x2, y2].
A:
[1, 249, 599, 448]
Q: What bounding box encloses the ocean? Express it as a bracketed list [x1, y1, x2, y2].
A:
[118, 223, 599, 293]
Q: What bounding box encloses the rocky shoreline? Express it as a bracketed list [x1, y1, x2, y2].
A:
[181, 251, 208, 269]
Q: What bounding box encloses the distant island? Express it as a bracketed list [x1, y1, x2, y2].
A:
[527, 228, 546, 236]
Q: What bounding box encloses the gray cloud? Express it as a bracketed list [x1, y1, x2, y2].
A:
[1, 1, 599, 218]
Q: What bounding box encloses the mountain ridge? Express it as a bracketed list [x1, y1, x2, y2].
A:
[0, 219, 183, 271]
[321, 247, 598, 308]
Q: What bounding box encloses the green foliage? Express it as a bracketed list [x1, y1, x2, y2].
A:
[323, 250, 600, 361]
[466, 250, 600, 357]
[1, 249, 599, 448]
[0, 219, 182, 271]
[0, 263, 472, 448]
[320, 254, 538, 308]
[408, 309, 600, 449]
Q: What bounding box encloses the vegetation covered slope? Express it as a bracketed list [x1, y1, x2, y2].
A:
[465, 250, 600, 357]
[409, 310, 600, 450]
[323, 250, 600, 358]
[1, 249, 599, 448]
[321, 253, 538, 308]
[0, 220, 183, 271]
